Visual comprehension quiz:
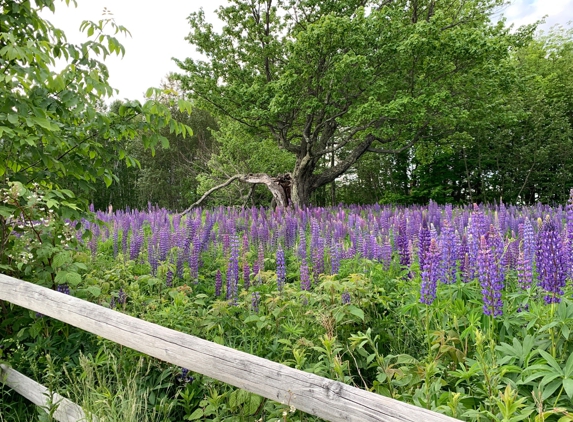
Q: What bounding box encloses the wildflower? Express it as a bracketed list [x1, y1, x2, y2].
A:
[341, 291, 351, 305]
[177, 368, 194, 383]
[251, 292, 260, 313]
[536, 216, 567, 304]
[420, 238, 440, 305]
[300, 262, 311, 291]
[478, 235, 503, 316]
[418, 215, 431, 273]
[56, 284, 70, 295]
[440, 219, 457, 284]
[226, 234, 240, 304]
[215, 269, 222, 297]
[396, 214, 411, 268]
[276, 247, 286, 291]
[567, 188, 573, 278]
[158, 224, 170, 262]
[118, 288, 126, 305]
[311, 237, 325, 282]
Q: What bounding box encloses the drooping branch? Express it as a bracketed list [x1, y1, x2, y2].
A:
[180, 175, 242, 215]
[179, 173, 291, 216]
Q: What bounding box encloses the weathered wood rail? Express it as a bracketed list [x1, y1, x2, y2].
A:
[0, 274, 460, 422]
[0, 364, 91, 422]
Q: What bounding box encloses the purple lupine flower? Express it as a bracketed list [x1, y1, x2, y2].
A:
[276, 247, 286, 291]
[396, 215, 411, 267]
[341, 291, 351, 305]
[251, 292, 260, 313]
[158, 224, 170, 262]
[242, 233, 249, 255]
[189, 235, 201, 282]
[256, 242, 264, 284]
[113, 223, 119, 258]
[57, 284, 70, 295]
[222, 233, 230, 255]
[215, 269, 222, 297]
[420, 238, 441, 305]
[312, 237, 325, 283]
[458, 232, 471, 283]
[418, 215, 431, 274]
[148, 240, 159, 276]
[440, 219, 457, 284]
[536, 216, 567, 304]
[300, 262, 311, 291]
[297, 225, 307, 261]
[175, 250, 185, 280]
[355, 234, 363, 258]
[122, 226, 129, 256]
[478, 235, 503, 317]
[177, 368, 194, 384]
[567, 188, 573, 278]
[310, 218, 320, 250]
[380, 237, 392, 270]
[129, 228, 143, 261]
[88, 223, 99, 257]
[226, 234, 240, 304]
[468, 204, 487, 280]
[487, 224, 506, 284]
[517, 250, 533, 290]
[166, 270, 173, 287]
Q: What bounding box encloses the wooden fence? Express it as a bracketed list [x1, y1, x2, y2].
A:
[0, 274, 460, 422]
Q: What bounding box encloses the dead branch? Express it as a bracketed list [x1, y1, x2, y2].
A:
[179, 173, 291, 216]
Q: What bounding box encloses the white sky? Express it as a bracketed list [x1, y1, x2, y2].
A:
[40, 0, 573, 102]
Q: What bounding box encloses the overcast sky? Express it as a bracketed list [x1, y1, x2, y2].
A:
[41, 0, 573, 102]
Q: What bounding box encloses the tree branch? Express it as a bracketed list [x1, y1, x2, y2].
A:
[179, 172, 290, 215]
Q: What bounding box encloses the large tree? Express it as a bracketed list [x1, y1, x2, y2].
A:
[175, 0, 527, 206]
[0, 0, 192, 278]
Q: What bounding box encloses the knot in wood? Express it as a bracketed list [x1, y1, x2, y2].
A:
[322, 380, 342, 400]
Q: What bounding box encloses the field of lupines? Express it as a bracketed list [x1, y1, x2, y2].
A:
[85, 197, 572, 314]
[4, 193, 573, 421]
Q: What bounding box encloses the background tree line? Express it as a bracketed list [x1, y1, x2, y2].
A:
[92, 1, 573, 210]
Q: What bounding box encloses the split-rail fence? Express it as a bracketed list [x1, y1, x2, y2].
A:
[0, 273, 460, 422]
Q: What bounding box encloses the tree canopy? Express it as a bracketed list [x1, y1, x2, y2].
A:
[175, 0, 534, 206]
[0, 0, 192, 278]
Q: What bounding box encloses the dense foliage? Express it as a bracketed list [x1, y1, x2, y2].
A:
[175, 0, 532, 206]
[3, 1, 573, 421]
[0, 0, 192, 278]
[3, 196, 573, 420]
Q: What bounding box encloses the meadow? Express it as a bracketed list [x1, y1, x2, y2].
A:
[3, 196, 573, 421]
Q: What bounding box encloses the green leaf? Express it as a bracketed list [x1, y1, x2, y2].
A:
[87, 286, 101, 298]
[243, 315, 260, 324]
[30, 116, 58, 131]
[177, 99, 193, 114]
[186, 408, 203, 420]
[66, 272, 82, 286]
[541, 378, 563, 401]
[52, 252, 71, 268]
[245, 394, 262, 415]
[539, 350, 564, 374]
[563, 379, 573, 400]
[0, 206, 13, 218]
[348, 305, 365, 321]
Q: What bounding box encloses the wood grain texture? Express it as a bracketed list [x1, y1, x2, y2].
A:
[0, 364, 91, 422]
[0, 274, 460, 422]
